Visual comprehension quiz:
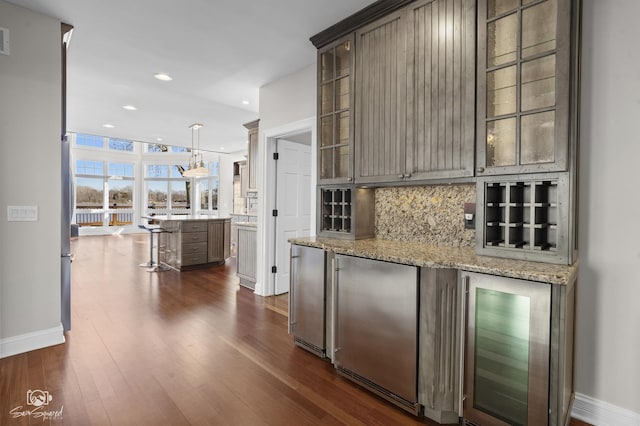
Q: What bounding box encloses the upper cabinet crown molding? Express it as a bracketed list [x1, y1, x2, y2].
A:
[310, 0, 416, 49]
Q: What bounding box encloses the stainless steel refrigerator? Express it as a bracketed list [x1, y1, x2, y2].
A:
[61, 24, 73, 331]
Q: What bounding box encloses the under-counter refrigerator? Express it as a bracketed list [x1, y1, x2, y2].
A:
[334, 254, 419, 414]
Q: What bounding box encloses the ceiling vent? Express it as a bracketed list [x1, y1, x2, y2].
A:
[0, 27, 9, 56]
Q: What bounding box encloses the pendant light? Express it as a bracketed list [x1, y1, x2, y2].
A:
[183, 123, 208, 177]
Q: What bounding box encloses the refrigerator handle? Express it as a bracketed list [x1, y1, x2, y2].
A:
[288, 246, 298, 334]
[459, 274, 470, 416]
[332, 257, 341, 361]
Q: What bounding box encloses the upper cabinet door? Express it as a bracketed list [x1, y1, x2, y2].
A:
[318, 35, 355, 184]
[354, 10, 408, 184]
[405, 0, 476, 181]
[243, 119, 259, 191]
[476, 0, 572, 176]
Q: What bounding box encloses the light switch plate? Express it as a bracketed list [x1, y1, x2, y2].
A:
[7, 206, 38, 221]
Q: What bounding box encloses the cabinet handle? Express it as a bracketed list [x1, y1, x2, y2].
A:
[404, 173, 411, 178]
[476, 167, 485, 173]
[398, 174, 404, 179]
[347, 177, 353, 182]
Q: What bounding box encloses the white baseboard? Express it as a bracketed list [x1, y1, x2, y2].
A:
[0, 324, 65, 358]
[572, 392, 640, 426]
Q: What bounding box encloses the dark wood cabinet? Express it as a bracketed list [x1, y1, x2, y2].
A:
[354, 9, 408, 184]
[476, 0, 575, 176]
[243, 119, 259, 191]
[405, 0, 476, 181]
[318, 35, 355, 184]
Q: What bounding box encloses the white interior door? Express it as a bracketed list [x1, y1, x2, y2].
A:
[274, 139, 311, 294]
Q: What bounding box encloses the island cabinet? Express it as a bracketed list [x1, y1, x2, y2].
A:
[354, 0, 476, 184]
[461, 271, 575, 426]
[157, 217, 230, 271]
[475, 0, 578, 177]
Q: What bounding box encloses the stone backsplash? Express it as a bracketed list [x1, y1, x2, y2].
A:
[375, 184, 476, 247]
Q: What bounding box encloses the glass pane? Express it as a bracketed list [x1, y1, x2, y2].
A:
[75, 177, 104, 208]
[335, 146, 350, 178]
[336, 76, 350, 111]
[76, 160, 104, 175]
[170, 182, 189, 208]
[171, 146, 189, 153]
[109, 179, 133, 208]
[147, 181, 167, 209]
[321, 116, 333, 147]
[321, 83, 334, 115]
[320, 148, 333, 179]
[147, 143, 166, 152]
[320, 49, 334, 82]
[487, 13, 518, 67]
[474, 288, 530, 426]
[335, 40, 351, 78]
[522, 0, 557, 58]
[521, 54, 556, 111]
[146, 165, 168, 178]
[486, 118, 516, 167]
[210, 180, 219, 210]
[487, 65, 517, 117]
[171, 165, 189, 178]
[521, 111, 555, 164]
[108, 162, 134, 177]
[108, 138, 134, 152]
[76, 134, 104, 148]
[335, 112, 350, 146]
[209, 161, 220, 176]
[200, 180, 209, 210]
[487, 0, 518, 18]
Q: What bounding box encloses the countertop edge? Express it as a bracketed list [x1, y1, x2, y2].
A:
[289, 237, 578, 286]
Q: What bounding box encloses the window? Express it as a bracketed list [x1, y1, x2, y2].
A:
[197, 161, 220, 213]
[144, 163, 190, 211]
[109, 138, 134, 152]
[76, 134, 104, 148]
[74, 157, 135, 227]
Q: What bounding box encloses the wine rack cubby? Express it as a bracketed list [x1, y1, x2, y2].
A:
[477, 175, 572, 264]
[318, 186, 374, 240]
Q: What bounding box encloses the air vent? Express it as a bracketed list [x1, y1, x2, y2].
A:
[0, 27, 9, 56]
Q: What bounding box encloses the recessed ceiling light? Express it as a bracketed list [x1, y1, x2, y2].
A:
[154, 73, 172, 81]
[156, 137, 163, 142]
[220, 147, 225, 150]
[242, 100, 249, 105]
[122, 105, 137, 111]
[103, 124, 115, 128]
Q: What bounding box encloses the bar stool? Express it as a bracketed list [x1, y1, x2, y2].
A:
[138, 224, 171, 272]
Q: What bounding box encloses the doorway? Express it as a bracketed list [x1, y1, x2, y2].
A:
[273, 134, 312, 294]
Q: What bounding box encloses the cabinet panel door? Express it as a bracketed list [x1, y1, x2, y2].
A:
[355, 10, 407, 184]
[476, 0, 573, 176]
[247, 127, 258, 190]
[406, 0, 476, 180]
[207, 221, 225, 262]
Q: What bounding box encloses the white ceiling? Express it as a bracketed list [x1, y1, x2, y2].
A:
[8, 0, 376, 153]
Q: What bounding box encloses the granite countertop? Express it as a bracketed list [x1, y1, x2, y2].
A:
[289, 237, 578, 285]
[146, 214, 230, 221]
[235, 222, 257, 228]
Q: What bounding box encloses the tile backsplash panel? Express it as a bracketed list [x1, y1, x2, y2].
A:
[375, 184, 476, 247]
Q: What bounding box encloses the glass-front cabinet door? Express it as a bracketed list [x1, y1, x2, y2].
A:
[463, 271, 551, 426]
[476, 0, 573, 176]
[318, 35, 354, 184]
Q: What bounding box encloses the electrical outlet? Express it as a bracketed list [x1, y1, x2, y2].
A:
[464, 203, 475, 229]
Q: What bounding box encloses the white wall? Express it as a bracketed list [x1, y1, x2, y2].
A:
[575, 0, 640, 418]
[0, 1, 64, 355]
[255, 65, 317, 295]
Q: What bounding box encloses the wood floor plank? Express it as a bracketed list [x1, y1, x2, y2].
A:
[0, 234, 592, 426]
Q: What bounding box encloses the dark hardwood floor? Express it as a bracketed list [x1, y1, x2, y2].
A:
[0, 234, 590, 425]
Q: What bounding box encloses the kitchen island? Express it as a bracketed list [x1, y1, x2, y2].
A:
[151, 215, 230, 271]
